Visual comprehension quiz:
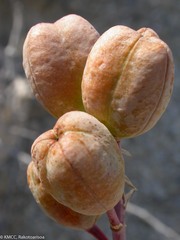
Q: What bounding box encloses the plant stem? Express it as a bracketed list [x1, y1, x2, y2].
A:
[107, 208, 121, 240]
[114, 197, 126, 240]
[107, 196, 126, 240]
[86, 224, 109, 240]
[114, 140, 126, 240]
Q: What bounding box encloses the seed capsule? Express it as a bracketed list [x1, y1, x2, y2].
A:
[82, 26, 174, 138]
[27, 162, 98, 229]
[31, 111, 125, 215]
[23, 14, 99, 117]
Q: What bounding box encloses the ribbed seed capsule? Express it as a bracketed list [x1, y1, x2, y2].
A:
[82, 26, 174, 138]
[23, 14, 99, 118]
[31, 111, 125, 216]
[27, 162, 98, 229]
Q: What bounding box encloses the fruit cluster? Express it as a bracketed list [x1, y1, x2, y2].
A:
[23, 14, 174, 234]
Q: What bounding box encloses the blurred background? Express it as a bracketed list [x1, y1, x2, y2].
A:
[0, 0, 179, 239]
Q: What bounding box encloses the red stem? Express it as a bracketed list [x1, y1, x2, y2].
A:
[86, 224, 109, 240]
[114, 197, 126, 240]
[115, 140, 126, 240]
[107, 208, 122, 240]
[106, 197, 126, 240]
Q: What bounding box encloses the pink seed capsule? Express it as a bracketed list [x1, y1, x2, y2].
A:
[31, 111, 125, 216]
[27, 162, 98, 229]
[82, 26, 174, 139]
[23, 14, 99, 118]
